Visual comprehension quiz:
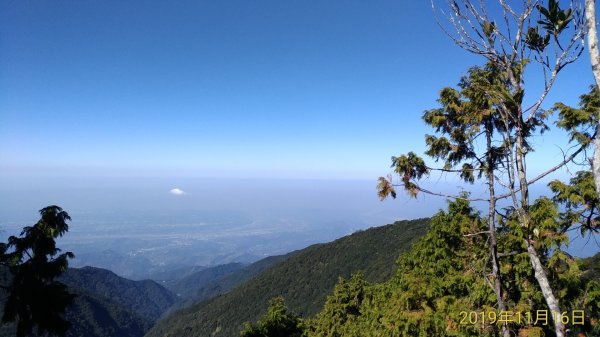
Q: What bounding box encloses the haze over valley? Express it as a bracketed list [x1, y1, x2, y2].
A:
[0, 177, 451, 279]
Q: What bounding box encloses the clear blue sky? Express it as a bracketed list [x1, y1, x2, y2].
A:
[0, 0, 595, 180]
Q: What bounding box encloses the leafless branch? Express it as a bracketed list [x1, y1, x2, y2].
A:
[391, 183, 490, 202]
[464, 230, 491, 237]
[497, 251, 519, 257]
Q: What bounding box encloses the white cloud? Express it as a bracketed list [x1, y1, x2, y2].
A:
[169, 188, 186, 196]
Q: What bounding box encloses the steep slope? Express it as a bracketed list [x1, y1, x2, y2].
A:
[149, 265, 208, 284]
[163, 262, 245, 299]
[580, 251, 600, 281]
[60, 266, 177, 322]
[71, 250, 157, 280]
[146, 218, 429, 337]
[0, 290, 152, 337]
[167, 253, 296, 309]
[0, 266, 176, 337]
[63, 291, 152, 337]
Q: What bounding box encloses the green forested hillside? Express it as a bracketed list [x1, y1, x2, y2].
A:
[244, 200, 600, 337]
[62, 291, 152, 337]
[581, 252, 600, 282]
[168, 254, 295, 310]
[0, 290, 152, 337]
[0, 266, 176, 337]
[145, 218, 429, 337]
[59, 266, 177, 322]
[163, 263, 244, 299]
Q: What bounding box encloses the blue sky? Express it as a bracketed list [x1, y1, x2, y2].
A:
[1, 1, 599, 258]
[0, 0, 596, 180]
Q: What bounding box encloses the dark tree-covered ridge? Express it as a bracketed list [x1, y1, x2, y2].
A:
[0, 206, 75, 337]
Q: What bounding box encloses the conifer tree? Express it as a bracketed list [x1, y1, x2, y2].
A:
[309, 198, 508, 336]
[240, 297, 304, 337]
[309, 273, 369, 337]
[0, 206, 75, 337]
[378, 1, 597, 335]
[378, 71, 600, 336]
[306, 197, 598, 336]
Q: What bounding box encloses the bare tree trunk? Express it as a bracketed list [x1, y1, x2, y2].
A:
[526, 242, 565, 337]
[515, 131, 564, 337]
[484, 201, 510, 337]
[594, 126, 600, 196]
[489, 181, 510, 337]
[585, 0, 600, 196]
[485, 123, 510, 337]
[586, 0, 600, 86]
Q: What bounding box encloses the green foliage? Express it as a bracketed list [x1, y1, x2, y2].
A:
[309, 274, 369, 337]
[537, 0, 574, 36]
[575, 270, 600, 337]
[240, 297, 304, 337]
[377, 199, 494, 337]
[306, 199, 496, 337]
[522, 0, 576, 55]
[378, 50, 599, 334]
[306, 200, 600, 337]
[377, 176, 396, 200]
[559, 253, 600, 337]
[550, 171, 600, 237]
[528, 197, 565, 249]
[482, 20, 496, 41]
[554, 85, 600, 146]
[580, 252, 600, 282]
[387, 152, 429, 197]
[0, 206, 76, 337]
[495, 199, 597, 336]
[378, 63, 516, 199]
[525, 27, 550, 52]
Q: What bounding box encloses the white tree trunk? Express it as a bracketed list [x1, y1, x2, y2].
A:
[526, 243, 565, 337]
[586, 0, 600, 84]
[585, 0, 600, 196]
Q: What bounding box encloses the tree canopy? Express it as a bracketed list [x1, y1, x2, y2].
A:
[375, 1, 599, 335]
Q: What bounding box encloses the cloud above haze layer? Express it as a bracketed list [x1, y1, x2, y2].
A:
[169, 188, 186, 195]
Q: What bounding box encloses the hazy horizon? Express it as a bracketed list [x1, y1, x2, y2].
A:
[0, 176, 451, 278]
[0, 176, 597, 280]
[1, 1, 599, 278]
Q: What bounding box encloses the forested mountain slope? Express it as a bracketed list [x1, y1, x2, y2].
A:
[162, 263, 245, 299]
[145, 218, 429, 337]
[580, 252, 600, 281]
[165, 254, 295, 310]
[0, 266, 176, 337]
[242, 200, 600, 337]
[60, 266, 177, 322]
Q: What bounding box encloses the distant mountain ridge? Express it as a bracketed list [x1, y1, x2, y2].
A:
[188, 253, 295, 303]
[163, 262, 245, 299]
[59, 266, 177, 322]
[162, 253, 295, 310]
[146, 218, 429, 337]
[0, 266, 177, 337]
[62, 290, 152, 337]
